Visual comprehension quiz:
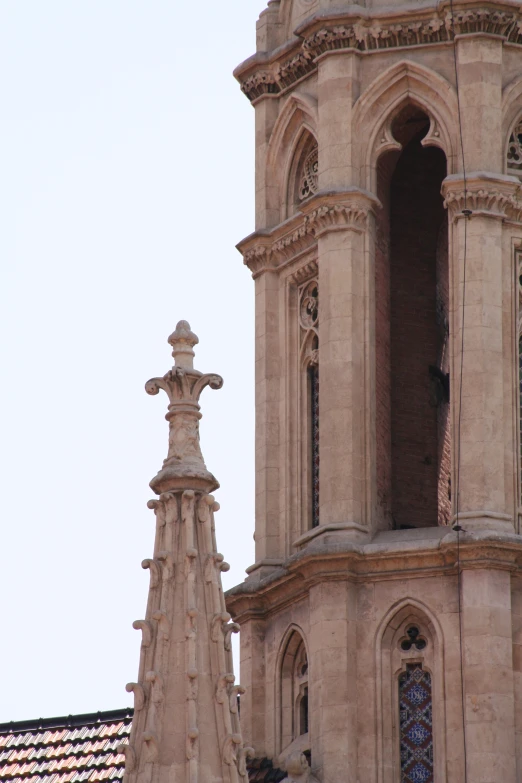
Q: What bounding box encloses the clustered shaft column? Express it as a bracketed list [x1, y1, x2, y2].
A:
[121, 322, 253, 783]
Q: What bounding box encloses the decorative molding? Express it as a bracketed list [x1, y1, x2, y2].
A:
[238, 5, 522, 102]
[442, 173, 522, 221]
[287, 260, 318, 287]
[239, 190, 378, 278]
[226, 532, 522, 622]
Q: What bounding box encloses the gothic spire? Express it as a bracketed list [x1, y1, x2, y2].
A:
[120, 322, 253, 783]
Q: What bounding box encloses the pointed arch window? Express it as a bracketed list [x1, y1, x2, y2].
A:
[399, 663, 433, 782]
[299, 279, 319, 528]
[515, 250, 522, 525]
[279, 630, 310, 754]
[287, 133, 318, 216]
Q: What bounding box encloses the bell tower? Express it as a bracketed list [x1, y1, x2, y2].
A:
[227, 1, 522, 782]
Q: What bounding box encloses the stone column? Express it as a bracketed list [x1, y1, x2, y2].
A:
[311, 51, 373, 535]
[456, 35, 503, 173]
[311, 198, 371, 535]
[308, 581, 357, 781]
[443, 179, 516, 532]
[254, 270, 282, 560]
[238, 618, 267, 757]
[461, 568, 516, 782]
[442, 33, 514, 532]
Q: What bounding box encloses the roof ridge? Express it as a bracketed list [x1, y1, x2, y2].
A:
[0, 709, 134, 735]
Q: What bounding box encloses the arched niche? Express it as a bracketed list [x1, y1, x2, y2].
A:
[266, 93, 318, 223]
[376, 600, 447, 783]
[275, 626, 310, 758]
[373, 103, 450, 531]
[352, 60, 458, 193]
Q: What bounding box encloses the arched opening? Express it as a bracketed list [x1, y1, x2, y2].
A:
[287, 131, 318, 216]
[376, 600, 446, 782]
[375, 105, 450, 529]
[279, 629, 309, 753]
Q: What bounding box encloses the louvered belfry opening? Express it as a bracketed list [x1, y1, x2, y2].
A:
[375, 105, 450, 530]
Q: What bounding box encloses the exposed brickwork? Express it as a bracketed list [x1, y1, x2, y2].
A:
[388, 133, 447, 528]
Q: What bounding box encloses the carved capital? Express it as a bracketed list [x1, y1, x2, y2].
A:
[442, 173, 522, 221]
[239, 190, 378, 278]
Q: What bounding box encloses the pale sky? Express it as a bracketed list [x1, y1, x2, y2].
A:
[0, 1, 263, 722]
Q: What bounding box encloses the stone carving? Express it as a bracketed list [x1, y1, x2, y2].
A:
[239, 7, 522, 102]
[299, 280, 318, 331]
[145, 321, 223, 493]
[223, 621, 240, 652]
[141, 558, 161, 589]
[151, 609, 170, 641]
[126, 682, 146, 711]
[298, 145, 318, 201]
[444, 187, 522, 221]
[132, 620, 152, 648]
[241, 199, 372, 278]
[508, 119, 522, 173]
[123, 327, 252, 783]
[281, 753, 317, 783]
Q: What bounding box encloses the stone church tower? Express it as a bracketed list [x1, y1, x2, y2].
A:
[227, 1, 522, 781]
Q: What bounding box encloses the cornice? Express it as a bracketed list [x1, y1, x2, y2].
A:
[442, 172, 522, 220]
[225, 531, 522, 622]
[236, 3, 522, 103]
[238, 189, 379, 278]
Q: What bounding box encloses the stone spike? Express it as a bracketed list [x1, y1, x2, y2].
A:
[123, 326, 253, 783]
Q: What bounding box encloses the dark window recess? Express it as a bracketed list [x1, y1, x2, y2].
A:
[310, 365, 320, 528]
[299, 687, 309, 735]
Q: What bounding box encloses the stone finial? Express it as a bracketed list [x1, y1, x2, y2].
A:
[145, 322, 223, 494]
[169, 320, 199, 369]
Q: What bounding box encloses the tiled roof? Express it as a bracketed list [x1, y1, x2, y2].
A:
[0, 708, 286, 783]
[0, 709, 132, 783]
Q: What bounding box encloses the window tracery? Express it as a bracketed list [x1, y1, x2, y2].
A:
[377, 604, 445, 781]
[508, 119, 522, 174]
[298, 145, 318, 201]
[288, 135, 318, 216]
[299, 279, 319, 528]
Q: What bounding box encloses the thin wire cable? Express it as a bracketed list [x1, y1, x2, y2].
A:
[448, 0, 469, 779]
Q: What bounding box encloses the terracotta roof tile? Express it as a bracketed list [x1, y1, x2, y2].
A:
[1, 709, 289, 783]
[0, 710, 132, 783]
